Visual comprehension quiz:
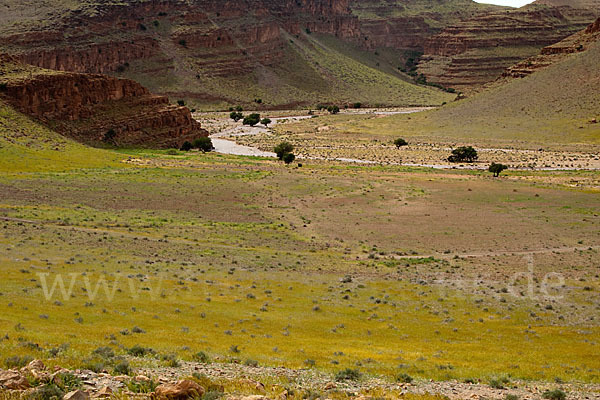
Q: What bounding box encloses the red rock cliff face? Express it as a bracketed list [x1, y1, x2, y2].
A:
[0, 62, 207, 148]
[1, 0, 360, 77]
[417, 5, 599, 92]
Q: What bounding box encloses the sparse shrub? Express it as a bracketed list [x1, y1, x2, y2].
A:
[229, 345, 240, 354]
[353, 102, 362, 109]
[5, 355, 33, 369]
[242, 113, 261, 127]
[180, 141, 193, 151]
[489, 377, 510, 389]
[243, 359, 258, 367]
[327, 105, 340, 114]
[162, 353, 180, 367]
[505, 395, 519, 400]
[127, 379, 158, 393]
[395, 373, 413, 383]
[53, 372, 81, 392]
[274, 142, 294, 160]
[0, 82, 7, 91]
[304, 359, 316, 367]
[489, 162, 508, 177]
[261, 118, 271, 127]
[127, 344, 153, 357]
[335, 368, 361, 381]
[203, 391, 224, 400]
[193, 351, 210, 363]
[394, 138, 408, 148]
[179, 39, 187, 47]
[193, 137, 214, 152]
[542, 390, 566, 400]
[282, 153, 296, 165]
[132, 326, 146, 334]
[92, 346, 115, 359]
[165, 149, 179, 155]
[28, 384, 64, 400]
[177, 99, 186, 106]
[113, 360, 131, 376]
[139, 24, 147, 31]
[448, 146, 478, 163]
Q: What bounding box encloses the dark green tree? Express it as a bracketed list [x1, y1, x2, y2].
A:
[242, 113, 261, 126]
[327, 105, 340, 114]
[261, 118, 272, 127]
[488, 163, 508, 177]
[193, 137, 214, 152]
[282, 153, 296, 164]
[394, 138, 408, 148]
[230, 111, 243, 122]
[448, 146, 478, 163]
[274, 142, 294, 160]
[180, 141, 193, 151]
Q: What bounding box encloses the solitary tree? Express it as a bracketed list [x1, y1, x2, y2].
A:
[488, 162, 508, 177]
[274, 142, 294, 160]
[448, 146, 478, 163]
[394, 138, 408, 148]
[193, 137, 214, 152]
[243, 113, 261, 127]
[261, 118, 272, 128]
[282, 153, 296, 165]
[327, 105, 340, 114]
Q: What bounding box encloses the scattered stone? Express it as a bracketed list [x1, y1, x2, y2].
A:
[0, 370, 30, 390]
[63, 390, 90, 400]
[94, 386, 113, 398]
[154, 379, 205, 400]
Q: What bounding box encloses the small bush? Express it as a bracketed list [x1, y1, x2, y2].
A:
[177, 99, 186, 106]
[260, 118, 271, 127]
[5, 355, 33, 369]
[489, 162, 508, 177]
[193, 351, 210, 363]
[505, 395, 519, 400]
[489, 377, 510, 389]
[230, 111, 243, 122]
[53, 372, 81, 392]
[335, 368, 361, 381]
[127, 379, 158, 393]
[165, 149, 179, 155]
[180, 141, 193, 151]
[128, 344, 154, 357]
[113, 360, 131, 376]
[243, 359, 259, 367]
[179, 39, 187, 47]
[28, 384, 64, 400]
[0, 82, 7, 91]
[203, 391, 224, 400]
[542, 390, 566, 400]
[92, 346, 115, 359]
[395, 373, 413, 383]
[282, 153, 296, 165]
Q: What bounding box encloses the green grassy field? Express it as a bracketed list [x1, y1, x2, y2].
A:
[0, 116, 598, 384]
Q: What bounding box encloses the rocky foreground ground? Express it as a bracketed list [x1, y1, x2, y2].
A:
[1, 360, 599, 400]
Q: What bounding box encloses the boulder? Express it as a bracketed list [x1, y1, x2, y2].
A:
[154, 380, 205, 400]
[94, 386, 113, 398]
[63, 390, 90, 400]
[0, 370, 30, 390]
[26, 359, 46, 371]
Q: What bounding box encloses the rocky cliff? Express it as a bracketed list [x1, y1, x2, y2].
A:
[502, 16, 600, 79]
[417, 4, 599, 92]
[0, 55, 206, 148]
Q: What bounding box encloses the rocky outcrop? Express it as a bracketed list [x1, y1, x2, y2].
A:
[417, 5, 599, 92]
[154, 380, 205, 400]
[0, 57, 207, 148]
[1, 0, 360, 78]
[503, 16, 600, 79]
